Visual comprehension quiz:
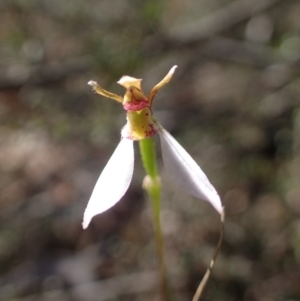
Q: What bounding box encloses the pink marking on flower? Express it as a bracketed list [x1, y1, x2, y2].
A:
[123, 100, 149, 111]
[144, 123, 157, 138]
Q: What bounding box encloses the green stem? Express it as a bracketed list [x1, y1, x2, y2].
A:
[139, 137, 158, 178]
[139, 138, 170, 301]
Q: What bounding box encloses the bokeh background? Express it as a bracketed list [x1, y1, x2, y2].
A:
[1, 0, 300, 300]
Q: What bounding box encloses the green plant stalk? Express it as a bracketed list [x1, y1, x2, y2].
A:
[139, 137, 170, 301]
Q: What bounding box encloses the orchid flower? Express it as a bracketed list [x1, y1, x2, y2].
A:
[83, 66, 223, 229]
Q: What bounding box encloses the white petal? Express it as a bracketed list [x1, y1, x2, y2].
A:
[83, 138, 134, 229]
[158, 126, 223, 214]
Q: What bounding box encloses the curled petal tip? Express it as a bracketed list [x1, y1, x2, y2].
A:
[88, 80, 96, 86]
[169, 65, 178, 74]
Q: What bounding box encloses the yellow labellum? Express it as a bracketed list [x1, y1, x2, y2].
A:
[122, 107, 157, 140]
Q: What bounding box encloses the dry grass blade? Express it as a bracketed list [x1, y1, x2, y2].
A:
[192, 209, 225, 301]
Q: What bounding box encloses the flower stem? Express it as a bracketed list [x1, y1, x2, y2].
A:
[139, 138, 170, 301]
[139, 137, 158, 179]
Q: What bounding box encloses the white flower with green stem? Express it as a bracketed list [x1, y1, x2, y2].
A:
[84, 66, 224, 301]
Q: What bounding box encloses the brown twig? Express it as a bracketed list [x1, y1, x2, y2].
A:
[192, 209, 225, 301]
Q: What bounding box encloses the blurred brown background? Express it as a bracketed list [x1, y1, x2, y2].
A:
[1, 0, 300, 300]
